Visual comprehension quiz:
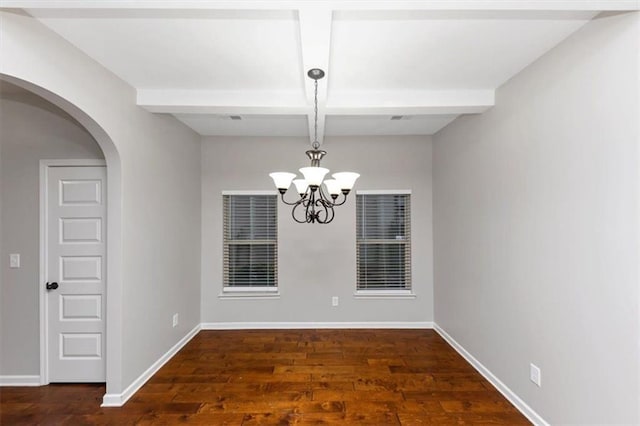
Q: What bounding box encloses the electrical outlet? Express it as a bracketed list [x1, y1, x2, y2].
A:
[530, 363, 541, 387]
[9, 254, 20, 268]
[172, 313, 179, 328]
[332, 296, 339, 307]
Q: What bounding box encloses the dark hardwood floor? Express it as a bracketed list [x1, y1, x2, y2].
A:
[0, 329, 530, 425]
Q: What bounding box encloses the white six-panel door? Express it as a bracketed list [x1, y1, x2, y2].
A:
[46, 165, 106, 382]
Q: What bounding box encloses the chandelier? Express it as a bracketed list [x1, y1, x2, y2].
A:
[269, 68, 359, 224]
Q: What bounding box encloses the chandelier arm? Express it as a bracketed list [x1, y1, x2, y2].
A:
[319, 186, 337, 222]
[314, 198, 327, 223]
[291, 197, 310, 224]
[325, 205, 335, 224]
[317, 185, 334, 207]
[320, 198, 335, 224]
[314, 189, 334, 224]
[280, 191, 305, 206]
[330, 192, 349, 206]
[305, 190, 317, 223]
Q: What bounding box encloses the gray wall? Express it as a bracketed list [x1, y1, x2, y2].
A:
[0, 90, 104, 374]
[433, 12, 639, 424]
[201, 136, 433, 324]
[1, 11, 202, 395]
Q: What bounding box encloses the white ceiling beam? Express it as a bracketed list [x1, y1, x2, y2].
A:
[141, 105, 308, 115]
[298, 7, 332, 146]
[137, 89, 307, 114]
[3, 1, 637, 11]
[328, 89, 494, 115]
[137, 88, 493, 116]
[327, 105, 491, 115]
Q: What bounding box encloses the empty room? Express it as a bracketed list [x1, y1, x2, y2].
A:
[1, 1, 638, 425]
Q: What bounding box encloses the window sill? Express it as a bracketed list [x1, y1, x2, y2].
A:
[354, 290, 416, 299]
[219, 287, 280, 300]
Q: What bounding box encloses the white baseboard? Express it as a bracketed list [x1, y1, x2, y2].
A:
[0, 375, 41, 386]
[433, 323, 548, 426]
[201, 321, 433, 330]
[101, 324, 201, 407]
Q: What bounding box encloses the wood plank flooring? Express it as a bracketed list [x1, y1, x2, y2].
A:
[0, 329, 530, 425]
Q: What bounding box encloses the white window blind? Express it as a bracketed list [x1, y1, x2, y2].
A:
[356, 193, 411, 290]
[223, 195, 277, 288]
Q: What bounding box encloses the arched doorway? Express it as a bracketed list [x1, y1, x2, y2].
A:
[0, 74, 123, 398]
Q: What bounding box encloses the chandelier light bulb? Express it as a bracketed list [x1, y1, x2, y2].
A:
[323, 179, 342, 196]
[332, 172, 360, 191]
[292, 179, 309, 195]
[269, 172, 296, 190]
[299, 166, 329, 187]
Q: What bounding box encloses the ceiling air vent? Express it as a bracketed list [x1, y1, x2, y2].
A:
[390, 115, 411, 120]
[229, 115, 242, 120]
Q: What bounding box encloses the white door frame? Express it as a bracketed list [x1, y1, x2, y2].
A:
[39, 159, 107, 385]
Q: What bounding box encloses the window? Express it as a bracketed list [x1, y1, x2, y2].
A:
[356, 192, 411, 292]
[223, 194, 277, 292]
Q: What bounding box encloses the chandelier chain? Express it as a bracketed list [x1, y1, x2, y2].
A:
[313, 79, 319, 150]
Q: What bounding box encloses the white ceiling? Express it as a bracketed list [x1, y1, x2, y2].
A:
[7, 1, 638, 142]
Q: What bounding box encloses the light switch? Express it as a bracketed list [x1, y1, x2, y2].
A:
[10, 254, 20, 268]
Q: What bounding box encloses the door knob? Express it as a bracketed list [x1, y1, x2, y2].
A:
[46, 282, 59, 290]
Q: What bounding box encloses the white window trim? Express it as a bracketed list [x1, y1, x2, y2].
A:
[222, 286, 278, 293]
[218, 294, 280, 300]
[354, 289, 416, 299]
[356, 189, 412, 195]
[219, 287, 280, 299]
[222, 190, 277, 196]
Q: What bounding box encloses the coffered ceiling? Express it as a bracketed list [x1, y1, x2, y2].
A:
[4, 1, 638, 143]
